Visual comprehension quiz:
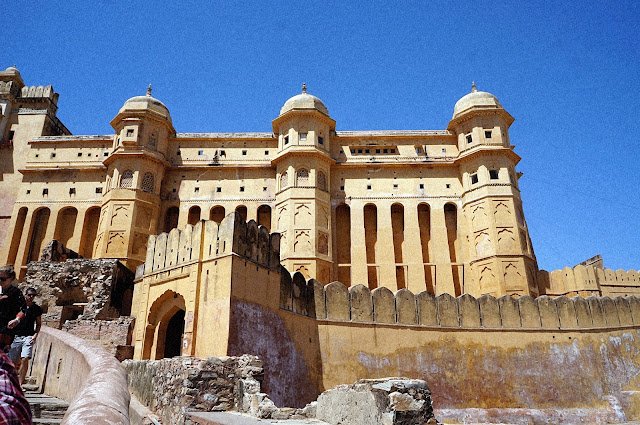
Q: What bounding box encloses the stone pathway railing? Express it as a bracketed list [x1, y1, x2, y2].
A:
[30, 326, 130, 424]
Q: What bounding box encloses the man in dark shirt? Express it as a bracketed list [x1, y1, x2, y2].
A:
[0, 267, 25, 353]
[8, 288, 42, 385]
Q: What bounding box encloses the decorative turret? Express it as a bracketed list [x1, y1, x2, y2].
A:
[94, 87, 172, 269]
[449, 83, 538, 297]
[271, 85, 335, 283]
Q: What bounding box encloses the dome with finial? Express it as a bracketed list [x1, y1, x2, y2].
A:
[119, 84, 171, 121]
[4, 65, 20, 74]
[452, 82, 503, 119]
[279, 83, 330, 116]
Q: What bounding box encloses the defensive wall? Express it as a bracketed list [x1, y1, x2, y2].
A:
[135, 214, 640, 421]
[539, 264, 640, 297]
[30, 326, 130, 424]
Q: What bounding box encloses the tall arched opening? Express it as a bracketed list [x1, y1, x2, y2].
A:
[257, 205, 271, 231]
[335, 203, 351, 285]
[188, 206, 201, 226]
[7, 207, 28, 265]
[235, 205, 247, 222]
[145, 290, 187, 360]
[79, 207, 100, 258]
[444, 203, 461, 296]
[363, 203, 378, 289]
[391, 203, 405, 289]
[27, 207, 50, 262]
[54, 207, 78, 247]
[164, 206, 179, 233]
[209, 206, 225, 223]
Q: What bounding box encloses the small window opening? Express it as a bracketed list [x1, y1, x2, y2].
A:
[357, 149, 363, 154]
[393, 184, 398, 189]
[318, 136, 324, 145]
[220, 150, 226, 156]
[340, 185, 344, 191]
[263, 186, 267, 191]
[284, 135, 289, 145]
[69, 188, 76, 195]
[96, 187, 103, 194]
[446, 183, 451, 189]
[383, 148, 388, 153]
[350, 148, 355, 154]
[126, 129, 134, 137]
[365, 149, 370, 154]
[376, 149, 381, 154]
[441, 148, 446, 154]
[299, 132, 307, 142]
[367, 185, 372, 190]
[50, 152, 56, 158]
[390, 148, 396, 153]
[26, 189, 30, 195]
[42, 188, 48, 196]
[240, 186, 245, 192]
[264, 150, 269, 155]
[194, 187, 200, 193]
[216, 187, 221, 193]
[198, 149, 204, 156]
[419, 183, 424, 189]
[485, 130, 492, 139]
[489, 169, 499, 180]
[242, 150, 247, 155]
[466, 134, 473, 144]
[7, 131, 14, 142]
[35, 154, 39, 158]
[103, 152, 109, 157]
[471, 174, 479, 184]
[77, 152, 82, 157]
[177, 149, 181, 156]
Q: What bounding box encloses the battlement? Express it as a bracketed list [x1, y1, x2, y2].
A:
[141, 212, 280, 278]
[539, 264, 640, 297]
[0, 80, 21, 97]
[280, 274, 640, 331]
[20, 84, 58, 103]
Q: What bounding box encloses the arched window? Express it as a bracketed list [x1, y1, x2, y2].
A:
[317, 171, 327, 191]
[280, 172, 288, 190]
[120, 170, 134, 188]
[297, 169, 309, 186]
[141, 172, 155, 193]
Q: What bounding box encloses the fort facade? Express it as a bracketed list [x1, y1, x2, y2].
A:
[1, 66, 537, 298]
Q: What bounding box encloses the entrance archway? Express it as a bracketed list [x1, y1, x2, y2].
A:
[144, 290, 187, 359]
[163, 309, 185, 358]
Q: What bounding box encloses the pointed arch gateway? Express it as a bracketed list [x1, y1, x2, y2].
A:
[143, 290, 187, 360]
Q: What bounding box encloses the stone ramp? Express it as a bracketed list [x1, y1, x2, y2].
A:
[25, 390, 69, 424]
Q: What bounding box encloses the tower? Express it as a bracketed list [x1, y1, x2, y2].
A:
[93, 87, 173, 269]
[448, 83, 538, 297]
[271, 84, 335, 282]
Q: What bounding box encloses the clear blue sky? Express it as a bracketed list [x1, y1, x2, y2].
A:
[5, 1, 639, 271]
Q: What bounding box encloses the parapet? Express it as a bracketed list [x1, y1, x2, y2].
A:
[142, 212, 281, 276]
[20, 85, 58, 104]
[280, 274, 640, 330]
[539, 264, 640, 297]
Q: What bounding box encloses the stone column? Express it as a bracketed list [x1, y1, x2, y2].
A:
[14, 209, 35, 279]
[65, 207, 87, 253]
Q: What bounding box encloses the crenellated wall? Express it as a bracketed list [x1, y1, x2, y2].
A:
[539, 265, 640, 298]
[280, 276, 640, 330]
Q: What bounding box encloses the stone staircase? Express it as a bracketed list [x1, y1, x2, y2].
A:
[23, 379, 69, 424]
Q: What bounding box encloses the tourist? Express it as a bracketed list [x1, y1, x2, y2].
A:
[8, 288, 42, 385]
[0, 267, 25, 353]
[0, 350, 32, 424]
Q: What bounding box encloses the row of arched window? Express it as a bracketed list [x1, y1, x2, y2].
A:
[280, 169, 327, 191]
[163, 204, 272, 233]
[111, 170, 155, 193]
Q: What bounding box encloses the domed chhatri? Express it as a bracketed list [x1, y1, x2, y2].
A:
[4, 65, 20, 74]
[452, 82, 503, 119]
[279, 83, 330, 116]
[118, 84, 171, 121]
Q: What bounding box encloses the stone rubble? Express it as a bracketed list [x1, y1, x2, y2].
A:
[316, 378, 437, 425]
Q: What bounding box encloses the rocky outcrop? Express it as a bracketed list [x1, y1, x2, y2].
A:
[316, 378, 437, 425]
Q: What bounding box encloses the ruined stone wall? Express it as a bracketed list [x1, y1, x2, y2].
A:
[124, 355, 264, 425]
[62, 316, 135, 360]
[539, 265, 640, 297]
[24, 257, 134, 325]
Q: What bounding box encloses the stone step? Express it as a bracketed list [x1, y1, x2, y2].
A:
[32, 418, 63, 425]
[25, 391, 68, 420]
